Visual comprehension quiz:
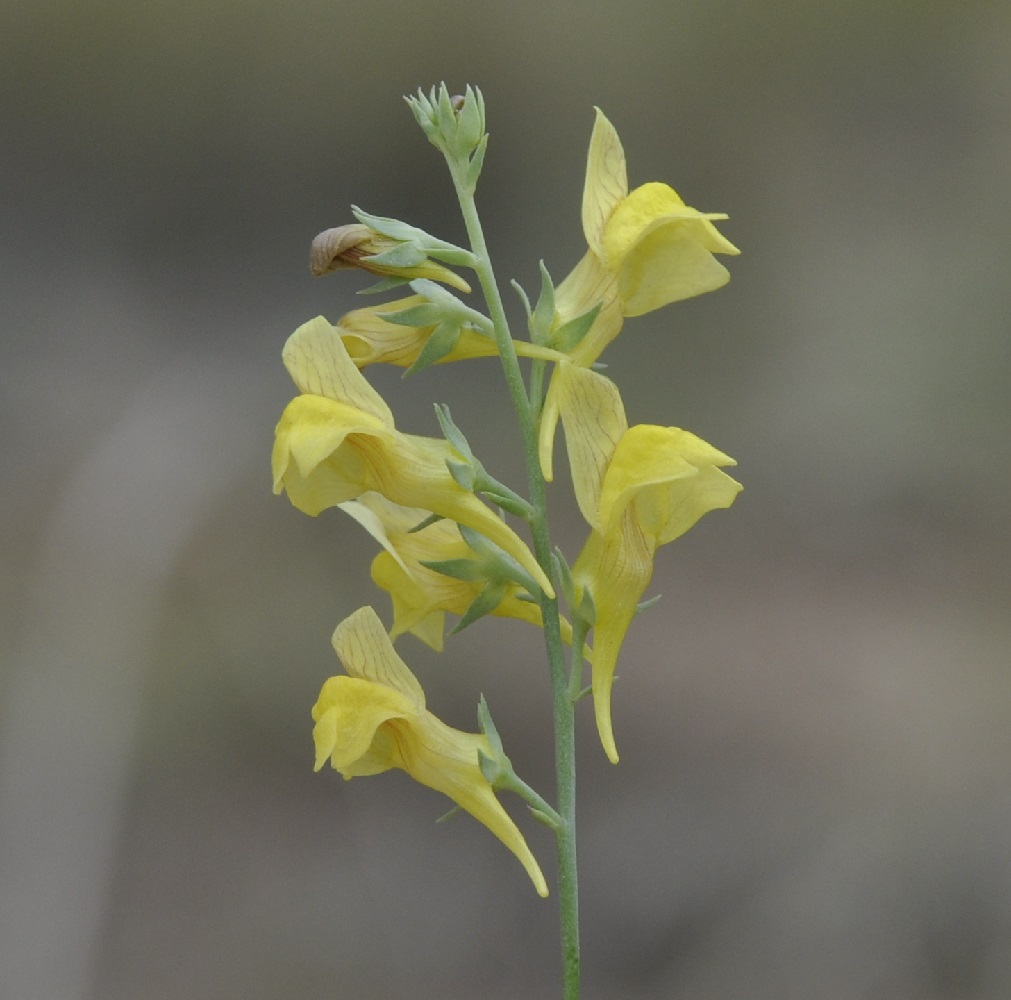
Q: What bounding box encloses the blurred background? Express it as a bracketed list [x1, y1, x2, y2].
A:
[2, 2, 1010, 998]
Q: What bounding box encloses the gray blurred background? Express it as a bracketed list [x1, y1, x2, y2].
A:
[2, 2, 1010, 998]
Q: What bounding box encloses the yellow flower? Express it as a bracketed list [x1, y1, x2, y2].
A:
[555, 108, 740, 367]
[338, 295, 499, 368]
[309, 224, 472, 292]
[273, 316, 554, 598]
[336, 296, 562, 370]
[572, 425, 742, 763]
[312, 606, 548, 897]
[340, 493, 574, 651]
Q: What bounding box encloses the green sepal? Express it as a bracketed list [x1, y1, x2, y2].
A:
[577, 587, 597, 627]
[635, 593, 662, 616]
[406, 512, 444, 534]
[477, 695, 503, 754]
[364, 242, 428, 269]
[433, 403, 475, 461]
[426, 246, 478, 268]
[464, 134, 489, 192]
[406, 93, 438, 140]
[419, 557, 485, 582]
[479, 490, 534, 521]
[435, 805, 462, 823]
[435, 85, 456, 140]
[529, 808, 564, 831]
[553, 302, 602, 353]
[380, 302, 442, 327]
[531, 261, 557, 346]
[452, 581, 508, 633]
[552, 547, 576, 606]
[405, 321, 462, 375]
[455, 84, 485, 152]
[447, 459, 476, 491]
[351, 206, 475, 265]
[457, 524, 541, 597]
[359, 276, 410, 295]
[351, 206, 433, 245]
[477, 749, 500, 785]
[409, 279, 492, 333]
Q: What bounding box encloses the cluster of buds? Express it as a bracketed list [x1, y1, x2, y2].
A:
[273, 85, 740, 894]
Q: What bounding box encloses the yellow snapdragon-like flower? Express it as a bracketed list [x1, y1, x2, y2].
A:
[336, 296, 563, 370]
[272, 316, 553, 598]
[312, 606, 548, 897]
[340, 492, 580, 652]
[556, 108, 740, 367]
[337, 295, 499, 368]
[572, 425, 742, 763]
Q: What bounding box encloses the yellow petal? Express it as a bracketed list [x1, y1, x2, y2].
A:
[599, 425, 741, 541]
[400, 712, 549, 897]
[331, 606, 426, 706]
[273, 395, 386, 484]
[547, 363, 628, 530]
[597, 425, 704, 532]
[311, 675, 415, 773]
[581, 108, 628, 256]
[283, 316, 395, 425]
[572, 516, 655, 764]
[602, 183, 739, 317]
[371, 551, 450, 650]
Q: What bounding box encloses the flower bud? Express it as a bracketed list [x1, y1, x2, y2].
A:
[309, 224, 471, 292]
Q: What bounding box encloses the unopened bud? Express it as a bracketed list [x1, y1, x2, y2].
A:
[310, 224, 383, 276]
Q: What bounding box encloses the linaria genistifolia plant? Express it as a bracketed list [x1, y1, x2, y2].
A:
[272, 84, 741, 999]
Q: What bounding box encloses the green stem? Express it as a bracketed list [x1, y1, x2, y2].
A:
[451, 162, 580, 1000]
